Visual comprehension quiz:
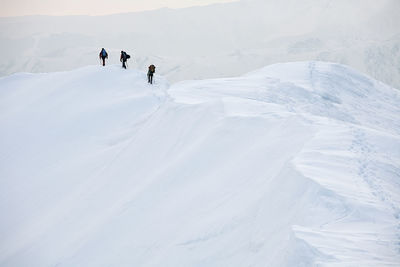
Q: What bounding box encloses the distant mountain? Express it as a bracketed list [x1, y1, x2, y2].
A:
[0, 0, 399, 88]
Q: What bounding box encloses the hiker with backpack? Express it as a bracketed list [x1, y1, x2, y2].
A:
[120, 51, 130, 69]
[147, 65, 156, 84]
[99, 48, 108, 66]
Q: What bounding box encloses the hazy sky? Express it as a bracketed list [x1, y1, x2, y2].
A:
[0, 0, 236, 17]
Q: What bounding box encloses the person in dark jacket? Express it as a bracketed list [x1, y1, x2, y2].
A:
[120, 51, 130, 69]
[148, 64, 156, 84]
[99, 48, 108, 66]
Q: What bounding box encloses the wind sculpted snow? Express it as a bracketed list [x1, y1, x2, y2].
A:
[0, 62, 399, 266]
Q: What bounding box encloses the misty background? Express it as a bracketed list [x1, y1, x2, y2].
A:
[0, 0, 236, 16]
[0, 0, 399, 88]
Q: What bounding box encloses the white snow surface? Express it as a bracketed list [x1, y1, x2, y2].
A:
[0, 62, 400, 266]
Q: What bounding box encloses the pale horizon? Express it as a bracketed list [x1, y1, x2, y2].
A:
[0, 0, 237, 17]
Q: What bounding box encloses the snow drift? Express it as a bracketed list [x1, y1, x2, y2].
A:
[0, 62, 399, 266]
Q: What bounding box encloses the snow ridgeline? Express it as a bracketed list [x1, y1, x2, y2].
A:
[0, 62, 399, 266]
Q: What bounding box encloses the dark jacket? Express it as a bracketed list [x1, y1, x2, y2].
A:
[148, 65, 156, 75]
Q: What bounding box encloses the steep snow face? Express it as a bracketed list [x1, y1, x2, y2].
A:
[0, 62, 400, 266]
[0, 0, 399, 89]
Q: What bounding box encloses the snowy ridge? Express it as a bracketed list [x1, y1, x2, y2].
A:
[0, 0, 399, 89]
[0, 62, 399, 266]
[170, 61, 400, 265]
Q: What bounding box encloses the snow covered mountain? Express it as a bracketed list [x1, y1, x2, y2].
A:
[0, 0, 399, 89]
[1, 62, 400, 266]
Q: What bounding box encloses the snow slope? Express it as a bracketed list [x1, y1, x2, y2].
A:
[0, 0, 399, 89]
[0, 62, 400, 266]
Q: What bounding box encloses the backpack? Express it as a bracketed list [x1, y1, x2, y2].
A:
[101, 49, 107, 57]
[126, 54, 131, 59]
[149, 65, 156, 73]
